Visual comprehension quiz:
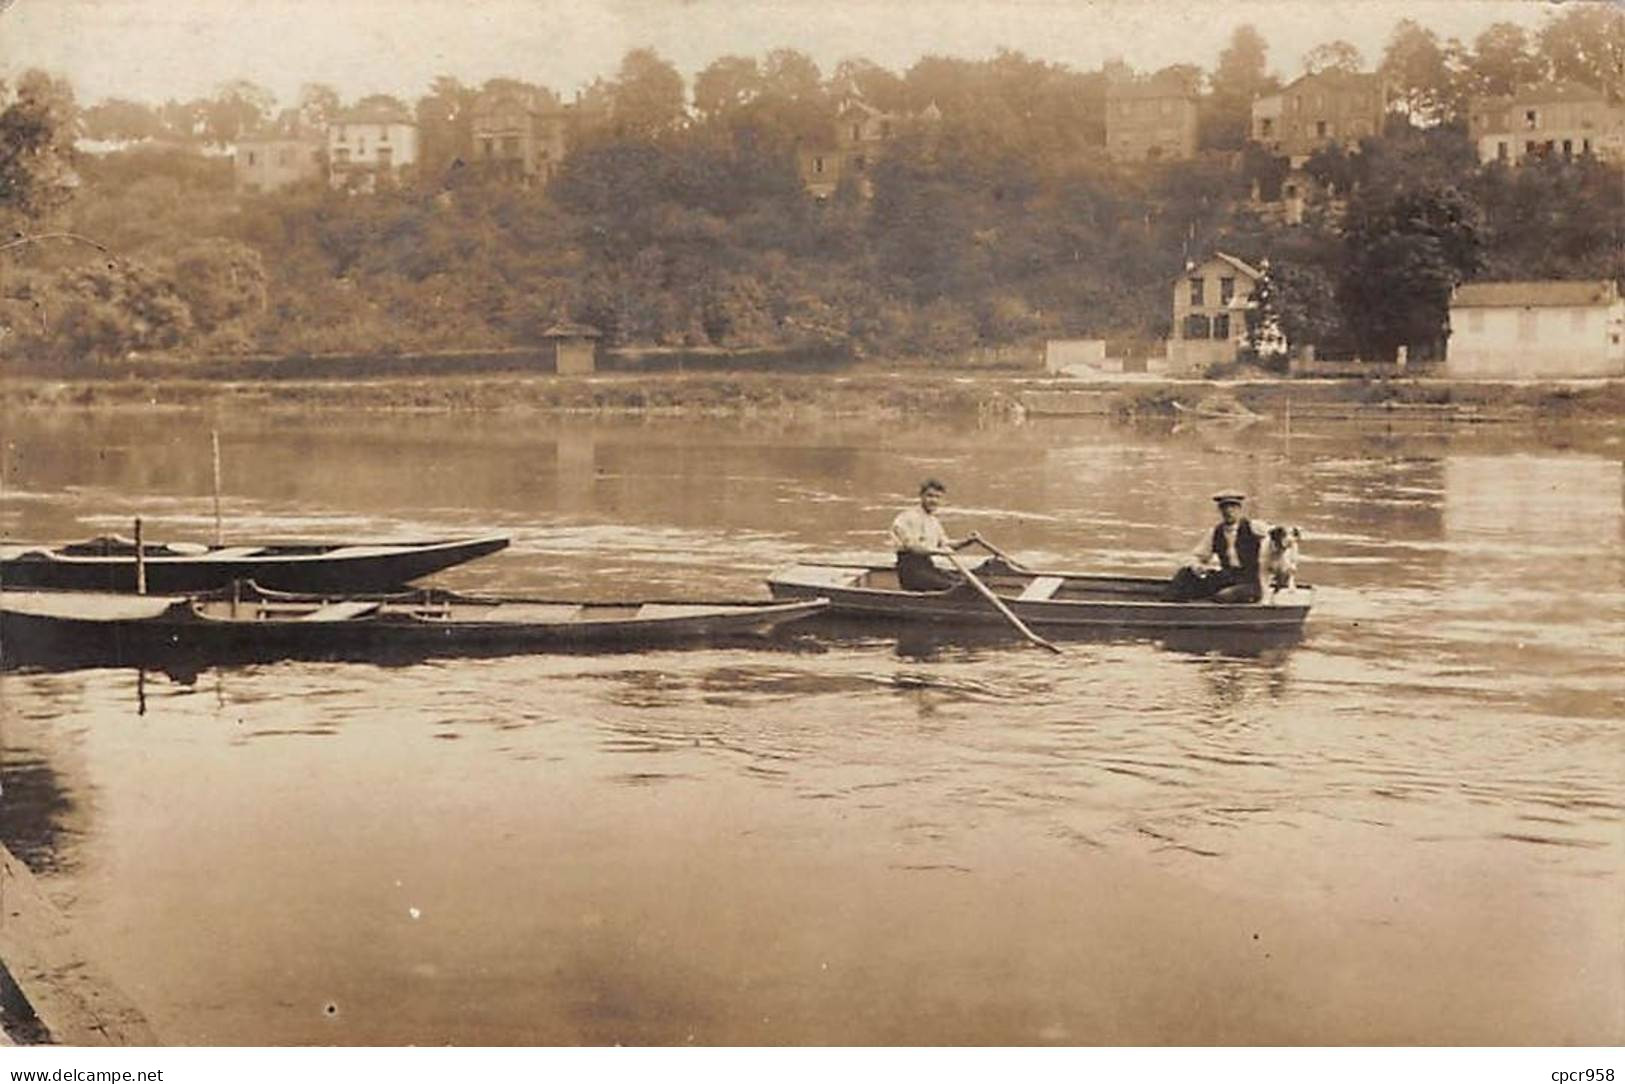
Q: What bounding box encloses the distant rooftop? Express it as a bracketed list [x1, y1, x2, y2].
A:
[1452, 280, 1620, 309]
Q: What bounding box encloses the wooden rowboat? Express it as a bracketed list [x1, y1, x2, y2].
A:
[0, 534, 510, 593]
[0, 582, 829, 668]
[766, 560, 1312, 630]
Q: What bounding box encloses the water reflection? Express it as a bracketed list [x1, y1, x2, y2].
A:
[0, 408, 1620, 1044]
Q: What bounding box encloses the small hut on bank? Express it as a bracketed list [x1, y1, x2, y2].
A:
[542, 322, 601, 375]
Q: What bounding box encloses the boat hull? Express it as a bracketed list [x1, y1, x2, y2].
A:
[766, 562, 1312, 631]
[0, 586, 827, 670]
[0, 535, 510, 593]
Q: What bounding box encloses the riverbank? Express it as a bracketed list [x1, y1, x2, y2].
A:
[2, 370, 1622, 422]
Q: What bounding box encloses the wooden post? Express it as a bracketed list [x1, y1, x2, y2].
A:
[133, 516, 146, 595]
[211, 429, 223, 547]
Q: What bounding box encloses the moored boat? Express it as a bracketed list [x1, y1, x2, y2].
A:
[0, 582, 829, 668]
[766, 560, 1312, 630]
[0, 534, 511, 593]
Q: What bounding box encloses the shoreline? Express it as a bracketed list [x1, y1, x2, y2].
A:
[2, 371, 1622, 422]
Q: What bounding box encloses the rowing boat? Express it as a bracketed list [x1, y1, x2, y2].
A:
[0, 582, 829, 668]
[0, 534, 510, 593]
[766, 560, 1312, 630]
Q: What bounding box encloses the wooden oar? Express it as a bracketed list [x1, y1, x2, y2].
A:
[973, 537, 1033, 573]
[945, 551, 1061, 654]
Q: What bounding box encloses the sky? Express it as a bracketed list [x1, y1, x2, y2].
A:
[0, 0, 1564, 108]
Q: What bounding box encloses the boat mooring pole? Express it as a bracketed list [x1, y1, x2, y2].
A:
[134, 516, 146, 595]
[211, 430, 224, 547]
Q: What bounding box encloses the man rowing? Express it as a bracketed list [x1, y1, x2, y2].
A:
[1168, 492, 1274, 603]
[890, 478, 982, 592]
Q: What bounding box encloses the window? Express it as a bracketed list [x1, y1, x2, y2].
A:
[813, 155, 825, 174]
[1188, 277, 1205, 307]
[481, 138, 494, 158]
[1584, 138, 1593, 155]
[1562, 138, 1573, 158]
[1284, 182, 1298, 198]
[852, 124, 861, 142]
[1213, 313, 1230, 339]
[376, 147, 392, 170]
[1260, 118, 1274, 137]
[1183, 313, 1211, 339]
[246, 151, 257, 166]
[1526, 140, 1538, 157]
[1316, 120, 1328, 138]
[1219, 277, 1235, 305]
[1524, 109, 1537, 130]
[1518, 309, 1538, 342]
[1497, 141, 1508, 161]
[852, 154, 866, 172]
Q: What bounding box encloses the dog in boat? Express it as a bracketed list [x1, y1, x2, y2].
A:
[1264, 525, 1301, 592]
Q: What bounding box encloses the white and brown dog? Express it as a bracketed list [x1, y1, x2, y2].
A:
[1264, 525, 1301, 592]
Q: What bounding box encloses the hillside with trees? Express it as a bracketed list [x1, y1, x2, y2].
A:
[2, 3, 1622, 373]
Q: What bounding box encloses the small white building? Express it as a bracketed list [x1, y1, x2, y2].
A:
[1446, 280, 1625, 379]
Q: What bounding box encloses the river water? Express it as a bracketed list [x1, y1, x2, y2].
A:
[0, 407, 1620, 1045]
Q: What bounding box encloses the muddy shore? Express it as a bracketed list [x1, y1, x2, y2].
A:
[3, 370, 1621, 422]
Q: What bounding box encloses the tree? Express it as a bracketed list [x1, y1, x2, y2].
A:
[829, 57, 907, 112]
[81, 98, 163, 142]
[204, 80, 275, 144]
[1304, 41, 1365, 76]
[693, 55, 762, 119]
[1246, 259, 1342, 358]
[1537, 3, 1625, 94]
[168, 239, 268, 339]
[1338, 184, 1483, 360]
[37, 260, 194, 364]
[0, 72, 79, 222]
[296, 83, 342, 131]
[355, 93, 410, 116]
[1205, 25, 1272, 150]
[415, 76, 479, 182]
[608, 48, 687, 138]
[761, 48, 822, 102]
[1380, 19, 1454, 124]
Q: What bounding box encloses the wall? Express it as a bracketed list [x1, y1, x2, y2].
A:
[1446, 302, 1625, 378]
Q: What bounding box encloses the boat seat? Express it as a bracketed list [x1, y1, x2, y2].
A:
[1016, 576, 1064, 601]
[299, 600, 382, 622]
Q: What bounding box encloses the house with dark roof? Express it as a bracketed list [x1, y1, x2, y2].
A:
[1467, 82, 1625, 166]
[470, 86, 572, 186]
[1168, 252, 1263, 372]
[797, 96, 939, 199]
[327, 106, 419, 191]
[1251, 71, 1386, 163]
[1447, 280, 1625, 378]
[1106, 68, 1199, 162]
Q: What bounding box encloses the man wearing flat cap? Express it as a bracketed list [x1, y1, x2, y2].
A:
[1168, 492, 1273, 602]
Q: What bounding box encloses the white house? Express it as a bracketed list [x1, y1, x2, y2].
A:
[328, 106, 419, 191]
[1446, 280, 1625, 378]
[1167, 252, 1262, 373]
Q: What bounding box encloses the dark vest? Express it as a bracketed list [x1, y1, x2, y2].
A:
[1211, 519, 1261, 573]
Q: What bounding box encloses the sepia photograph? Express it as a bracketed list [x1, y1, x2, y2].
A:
[0, 0, 1620, 1069]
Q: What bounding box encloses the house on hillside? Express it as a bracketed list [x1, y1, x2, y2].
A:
[1105, 69, 1199, 162]
[1251, 71, 1385, 163]
[469, 87, 571, 185]
[797, 96, 938, 199]
[1467, 82, 1625, 166]
[328, 107, 419, 192]
[1167, 252, 1262, 373]
[1446, 280, 1625, 378]
[234, 133, 323, 193]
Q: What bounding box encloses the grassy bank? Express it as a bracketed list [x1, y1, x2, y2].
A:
[2, 370, 1621, 422]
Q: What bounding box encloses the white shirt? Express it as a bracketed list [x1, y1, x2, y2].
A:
[891, 505, 951, 554]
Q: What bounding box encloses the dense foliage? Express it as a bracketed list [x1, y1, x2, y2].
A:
[3, 3, 1623, 370]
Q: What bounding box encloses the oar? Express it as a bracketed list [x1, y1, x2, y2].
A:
[945, 551, 1061, 654]
[973, 537, 1033, 573]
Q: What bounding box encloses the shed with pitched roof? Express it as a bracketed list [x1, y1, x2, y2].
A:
[543, 322, 601, 375]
